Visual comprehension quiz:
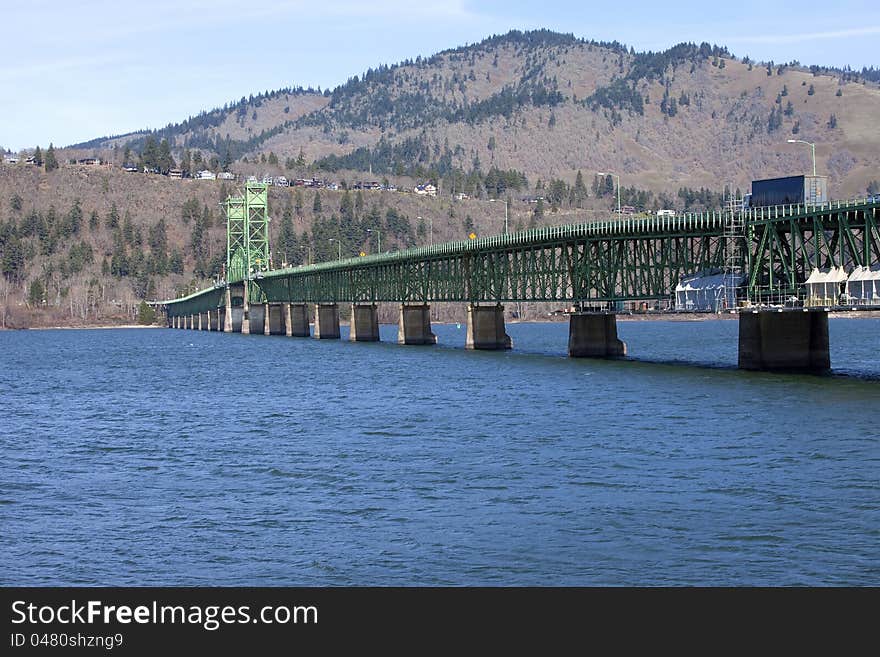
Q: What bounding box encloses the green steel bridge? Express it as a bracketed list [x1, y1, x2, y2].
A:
[158, 182, 880, 371]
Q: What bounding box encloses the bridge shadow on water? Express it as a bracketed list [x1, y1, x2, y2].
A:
[235, 318, 880, 385]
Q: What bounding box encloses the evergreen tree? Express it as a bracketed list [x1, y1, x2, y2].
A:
[28, 279, 45, 306]
[137, 301, 157, 324]
[294, 188, 304, 217]
[44, 143, 58, 171]
[140, 136, 159, 170]
[278, 205, 300, 266]
[222, 141, 232, 171]
[296, 147, 306, 166]
[106, 203, 120, 229]
[573, 170, 588, 207]
[33, 146, 43, 166]
[158, 139, 175, 173]
[88, 210, 99, 231]
[313, 191, 322, 213]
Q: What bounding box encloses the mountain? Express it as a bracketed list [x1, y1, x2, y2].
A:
[3, 30, 880, 329]
[73, 29, 880, 197]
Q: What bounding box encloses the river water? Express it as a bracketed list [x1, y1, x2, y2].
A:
[1, 319, 878, 585]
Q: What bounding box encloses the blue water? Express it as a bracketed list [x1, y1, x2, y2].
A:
[1, 319, 878, 585]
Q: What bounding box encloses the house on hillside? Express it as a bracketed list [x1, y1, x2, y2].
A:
[122, 165, 138, 172]
[217, 172, 235, 180]
[414, 184, 437, 197]
[196, 170, 216, 180]
[78, 158, 102, 166]
[168, 169, 183, 179]
[3, 154, 19, 164]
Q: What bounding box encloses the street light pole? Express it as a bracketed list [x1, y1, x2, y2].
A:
[367, 228, 381, 253]
[787, 139, 816, 176]
[598, 171, 621, 218]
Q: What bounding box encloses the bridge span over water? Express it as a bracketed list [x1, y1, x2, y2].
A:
[157, 183, 880, 372]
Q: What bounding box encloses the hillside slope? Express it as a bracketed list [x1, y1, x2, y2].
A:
[71, 30, 880, 198]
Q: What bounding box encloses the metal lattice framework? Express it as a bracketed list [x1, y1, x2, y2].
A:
[225, 183, 270, 285]
[226, 194, 247, 283]
[160, 198, 880, 317]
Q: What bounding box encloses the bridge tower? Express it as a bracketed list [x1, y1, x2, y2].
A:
[225, 182, 271, 282]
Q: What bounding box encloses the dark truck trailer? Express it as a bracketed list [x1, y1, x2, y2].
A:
[749, 175, 828, 208]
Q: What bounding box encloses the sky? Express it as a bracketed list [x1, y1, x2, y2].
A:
[1, 0, 878, 151]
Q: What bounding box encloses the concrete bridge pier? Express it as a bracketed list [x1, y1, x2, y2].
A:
[350, 303, 380, 342]
[224, 287, 233, 333]
[263, 303, 272, 335]
[466, 303, 512, 350]
[314, 303, 340, 339]
[265, 303, 284, 335]
[289, 303, 310, 337]
[397, 304, 437, 345]
[198, 313, 204, 331]
[247, 303, 265, 335]
[216, 308, 223, 332]
[568, 313, 627, 358]
[738, 310, 830, 372]
[241, 281, 251, 335]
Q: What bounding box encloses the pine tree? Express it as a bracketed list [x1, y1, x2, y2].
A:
[33, 146, 43, 166]
[158, 139, 175, 173]
[573, 170, 588, 207]
[106, 203, 120, 229]
[313, 191, 322, 214]
[294, 188, 304, 217]
[140, 136, 158, 170]
[44, 143, 58, 171]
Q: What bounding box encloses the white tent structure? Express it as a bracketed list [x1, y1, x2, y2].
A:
[846, 265, 880, 306]
[675, 272, 743, 311]
[804, 267, 848, 307]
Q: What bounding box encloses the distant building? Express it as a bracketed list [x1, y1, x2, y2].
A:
[217, 172, 235, 180]
[196, 170, 216, 180]
[274, 176, 289, 187]
[3, 154, 19, 164]
[656, 209, 675, 217]
[414, 183, 437, 197]
[621, 205, 636, 215]
[122, 165, 139, 172]
[168, 168, 183, 179]
[78, 157, 101, 166]
[454, 192, 469, 200]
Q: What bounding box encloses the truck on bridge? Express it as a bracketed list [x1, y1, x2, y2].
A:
[746, 174, 828, 208]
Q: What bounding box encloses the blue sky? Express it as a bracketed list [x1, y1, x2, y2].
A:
[2, 0, 877, 151]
